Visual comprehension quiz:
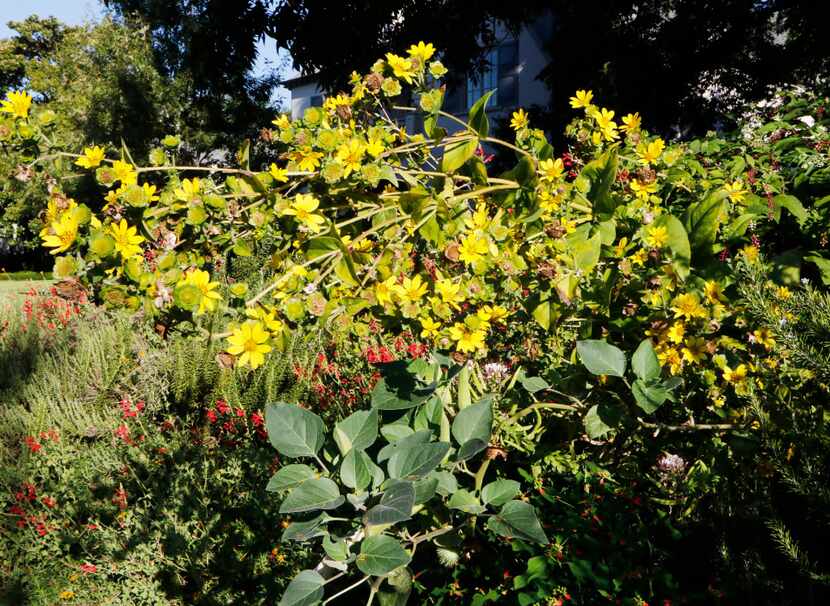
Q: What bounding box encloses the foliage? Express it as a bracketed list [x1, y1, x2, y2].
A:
[3, 40, 830, 605]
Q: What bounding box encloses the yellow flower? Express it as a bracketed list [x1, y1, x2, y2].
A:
[752, 328, 775, 350]
[723, 180, 748, 203]
[292, 148, 324, 172]
[407, 41, 435, 62]
[385, 53, 416, 83]
[740, 245, 759, 263]
[142, 183, 160, 203]
[464, 203, 490, 232]
[435, 278, 465, 309]
[272, 114, 290, 129]
[592, 107, 618, 141]
[269, 163, 289, 183]
[246, 306, 284, 335]
[419, 316, 442, 339]
[226, 320, 272, 369]
[458, 233, 490, 265]
[671, 293, 707, 321]
[569, 89, 594, 109]
[704, 280, 725, 304]
[723, 364, 748, 385]
[336, 139, 365, 176]
[181, 269, 222, 314]
[667, 321, 686, 344]
[108, 219, 145, 259]
[657, 346, 683, 375]
[776, 285, 791, 299]
[112, 159, 137, 185]
[375, 276, 398, 306]
[682, 336, 707, 364]
[538, 158, 565, 183]
[365, 136, 385, 157]
[510, 108, 529, 130]
[0, 90, 33, 118]
[630, 179, 658, 201]
[480, 304, 508, 322]
[448, 322, 486, 354]
[59, 590, 75, 600]
[175, 177, 202, 201]
[75, 145, 106, 169]
[283, 193, 326, 232]
[644, 225, 669, 248]
[620, 112, 641, 132]
[41, 214, 79, 254]
[395, 275, 428, 304]
[631, 249, 648, 266]
[636, 138, 665, 164]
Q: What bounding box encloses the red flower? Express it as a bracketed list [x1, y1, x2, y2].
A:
[235, 407, 245, 418]
[206, 410, 218, 423]
[216, 400, 231, 415]
[250, 412, 264, 427]
[378, 346, 394, 363]
[80, 563, 97, 574]
[114, 424, 131, 442]
[23, 436, 42, 453]
[41, 496, 57, 508]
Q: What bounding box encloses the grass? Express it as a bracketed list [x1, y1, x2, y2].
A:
[0, 279, 54, 303]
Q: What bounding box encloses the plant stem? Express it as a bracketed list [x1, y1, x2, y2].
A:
[637, 418, 739, 432]
[474, 459, 491, 492]
[508, 402, 580, 424]
[322, 576, 369, 604]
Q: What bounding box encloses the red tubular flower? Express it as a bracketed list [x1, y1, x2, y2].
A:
[250, 412, 264, 427]
[23, 436, 42, 453]
[206, 410, 218, 423]
[215, 400, 231, 415]
[80, 563, 97, 574]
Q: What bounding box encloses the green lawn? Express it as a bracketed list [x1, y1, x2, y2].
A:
[0, 279, 53, 303]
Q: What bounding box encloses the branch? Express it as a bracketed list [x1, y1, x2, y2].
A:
[637, 418, 740, 432]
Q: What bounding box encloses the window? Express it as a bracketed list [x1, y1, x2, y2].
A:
[310, 95, 323, 107]
[461, 38, 520, 111]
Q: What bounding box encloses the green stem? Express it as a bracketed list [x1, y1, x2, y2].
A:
[474, 459, 491, 492]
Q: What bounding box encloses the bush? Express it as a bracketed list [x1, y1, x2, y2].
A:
[3, 41, 830, 604]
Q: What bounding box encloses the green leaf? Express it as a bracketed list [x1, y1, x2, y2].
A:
[267, 464, 317, 493]
[571, 232, 602, 274]
[266, 403, 325, 459]
[487, 500, 548, 544]
[448, 489, 485, 514]
[378, 430, 432, 462]
[684, 191, 727, 254]
[632, 380, 669, 414]
[775, 194, 807, 223]
[531, 298, 551, 331]
[584, 403, 621, 438]
[518, 374, 550, 394]
[340, 449, 373, 491]
[282, 514, 328, 542]
[413, 476, 439, 504]
[631, 339, 660, 382]
[431, 471, 458, 496]
[468, 90, 495, 137]
[388, 442, 451, 479]
[451, 396, 493, 446]
[441, 138, 478, 174]
[366, 481, 415, 525]
[454, 438, 488, 462]
[323, 534, 350, 561]
[481, 479, 521, 507]
[334, 409, 378, 455]
[357, 535, 412, 576]
[576, 340, 627, 377]
[280, 478, 344, 514]
[278, 570, 325, 606]
[582, 151, 619, 217]
[371, 364, 436, 410]
[652, 214, 691, 277]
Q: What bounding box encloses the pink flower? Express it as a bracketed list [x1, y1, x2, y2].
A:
[80, 562, 97, 574]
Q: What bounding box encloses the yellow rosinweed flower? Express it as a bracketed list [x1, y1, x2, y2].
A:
[569, 89, 593, 109]
[226, 320, 272, 369]
[283, 193, 326, 232]
[75, 145, 106, 169]
[449, 322, 486, 354]
[1, 90, 33, 118]
[180, 269, 222, 315]
[510, 108, 529, 131]
[41, 213, 79, 254]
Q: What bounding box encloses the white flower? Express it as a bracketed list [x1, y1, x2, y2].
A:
[797, 115, 816, 127]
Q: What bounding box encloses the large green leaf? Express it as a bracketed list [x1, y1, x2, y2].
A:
[684, 191, 727, 254]
[377, 430, 432, 462]
[631, 339, 660, 382]
[441, 138, 478, 174]
[652, 214, 691, 276]
[322, 535, 350, 561]
[582, 150, 619, 217]
[571, 232, 602, 274]
[576, 340, 627, 377]
[481, 479, 521, 507]
[486, 500, 548, 544]
[451, 396, 493, 446]
[282, 514, 329, 542]
[266, 403, 325, 459]
[632, 379, 670, 414]
[366, 480, 415, 525]
[280, 478, 344, 514]
[448, 488, 485, 514]
[334, 409, 378, 455]
[278, 570, 325, 606]
[775, 194, 807, 224]
[357, 535, 412, 576]
[267, 464, 317, 493]
[371, 364, 436, 411]
[468, 90, 495, 137]
[387, 442, 450, 479]
[340, 449, 373, 491]
[584, 403, 622, 438]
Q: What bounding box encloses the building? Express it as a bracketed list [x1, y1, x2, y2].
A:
[281, 16, 553, 129]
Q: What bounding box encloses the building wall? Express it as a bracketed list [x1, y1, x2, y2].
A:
[289, 81, 324, 120]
